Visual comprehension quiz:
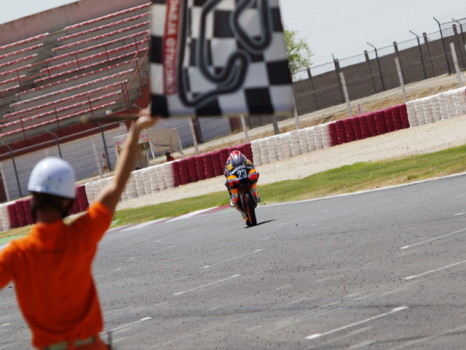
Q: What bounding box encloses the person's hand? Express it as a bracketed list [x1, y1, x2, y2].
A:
[135, 107, 160, 130]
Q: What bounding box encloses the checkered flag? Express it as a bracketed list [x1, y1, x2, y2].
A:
[149, 0, 294, 118]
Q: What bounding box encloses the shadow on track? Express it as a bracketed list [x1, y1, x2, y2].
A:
[245, 219, 275, 228]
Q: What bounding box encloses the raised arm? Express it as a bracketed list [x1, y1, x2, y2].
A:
[96, 109, 159, 215]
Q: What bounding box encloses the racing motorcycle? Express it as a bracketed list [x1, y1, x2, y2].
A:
[227, 165, 259, 227]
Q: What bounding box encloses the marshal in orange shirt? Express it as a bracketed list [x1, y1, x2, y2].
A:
[0, 202, 112, 349]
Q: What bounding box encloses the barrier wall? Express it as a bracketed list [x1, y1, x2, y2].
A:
[1, 87, 465, 231]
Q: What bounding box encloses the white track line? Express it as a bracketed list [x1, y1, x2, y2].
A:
[122, 219, 166, 232]
[173, 274, 241, 296]
[305, 306, 409, 340]
[399, 227, 466, 250]
[203, 249, 263, 269]
[404, 259, 466, 280]
[166, 208, 217, 222]
[109, 317, 152, 333]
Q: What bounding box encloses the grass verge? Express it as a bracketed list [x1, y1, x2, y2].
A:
[2, 143, 466, 240]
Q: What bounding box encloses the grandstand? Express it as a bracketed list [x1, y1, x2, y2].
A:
[0, 0, 235, 201]
[0, 1, 150, 144]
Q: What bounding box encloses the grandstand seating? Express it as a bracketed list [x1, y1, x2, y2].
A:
[0, 3, 150, 145]
[46, 30, 148, 67]
[0, 32, 49, 52]
[24, 61, 134, 100]
[12, 69, 130, 110]
[58, 13, 149, 43]
[54, 22, 149, 54]
[0, 43, 43, 65]
[63, 3, 150, 32]
[37, 37, 147, 80]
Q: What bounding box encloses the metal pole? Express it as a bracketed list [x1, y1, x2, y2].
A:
[393, 41, 406, 83]
[453, 19, 466, 66]
[333, 55, 345, 103]
[434, 17, 452, 74]
[450, 42, 464, 87]
[294, 106, 301, 130]
[339, 72, 353, 116]
[0, 162, 11, 202]
[367, 42, 386, 90]
[272, 115, 280, 135]
[2, 143, 22, 197]
[188, 118, 199, 154]
[423, 32, 436, 76]
[92, 140, 103, 178]
[452, 21, 466, 68]
[240, 115, 250, 141]
[409, 30, 427, 79]
[46, 130, 63, 159]
[99, 124, 112, 172]
[306, 67, 320, 110]
[395, 57, 408, 102]
[364, 50, 377, 93]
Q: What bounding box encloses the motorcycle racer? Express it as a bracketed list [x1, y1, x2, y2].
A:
[224, 150, 259, 207]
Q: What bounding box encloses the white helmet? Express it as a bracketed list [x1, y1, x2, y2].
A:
[28, 157, 76, 199]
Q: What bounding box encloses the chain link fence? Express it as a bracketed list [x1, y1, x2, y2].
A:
[294, 17, 466, 115]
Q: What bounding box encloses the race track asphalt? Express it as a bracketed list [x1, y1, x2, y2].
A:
[1, 174, 466, 349]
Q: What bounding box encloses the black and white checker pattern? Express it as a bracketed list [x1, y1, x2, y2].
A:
[150, 0, 294, 118]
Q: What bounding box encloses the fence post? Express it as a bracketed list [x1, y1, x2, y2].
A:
[99, 124, 112, 172]
[450, 42, 464, 87]
[434, 17, 452, 75]
[367, 42, 386, 91]
[452, 24, 466, 69]
[240, 115, 250, 141]
[364, 50, 377, 93]
[333, 56, 345, 103]
[294, 106, 301, 130]
[306, 67, 319, 110]
[188, 118, 200, 154]
[339, 72, 352, 116]
[92, 140, 103, 178]
[409, 30, 427, 79]
[423, 32, 436, 76]
[2, 143, 22, 198]
[395, 57, 408, 102]
[452, 19, 466, 67]
[393, 41, 406, 83]
[46, 130, 63, 159]
[0, 162, 10, 202]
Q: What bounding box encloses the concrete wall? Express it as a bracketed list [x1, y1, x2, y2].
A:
[0, 0, 149, 45]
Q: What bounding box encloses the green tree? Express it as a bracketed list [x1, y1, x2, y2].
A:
[284, 29, 313, 78]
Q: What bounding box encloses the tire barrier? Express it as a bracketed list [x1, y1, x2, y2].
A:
[329, 104, 411, 147]
[194, 155, 206, 181]
[2, 87, 465, 231]
[407, 87, 466, 126]
[0, 202, 13, 231]
[210, 150, 223, 176]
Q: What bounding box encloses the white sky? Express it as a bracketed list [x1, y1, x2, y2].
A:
[1, 0, 466, 66]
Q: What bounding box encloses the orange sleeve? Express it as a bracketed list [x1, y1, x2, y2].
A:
[71, 202, 113, 245]
[0, 244, 15, 289]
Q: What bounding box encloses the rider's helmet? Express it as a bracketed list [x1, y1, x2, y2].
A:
[227, 150, 247, 169]
[28, 157, 76, 199]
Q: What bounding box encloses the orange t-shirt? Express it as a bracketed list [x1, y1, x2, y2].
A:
[0, 202, 112, 349]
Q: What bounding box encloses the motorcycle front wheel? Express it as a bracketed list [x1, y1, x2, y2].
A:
[243, 192, 257, 227]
